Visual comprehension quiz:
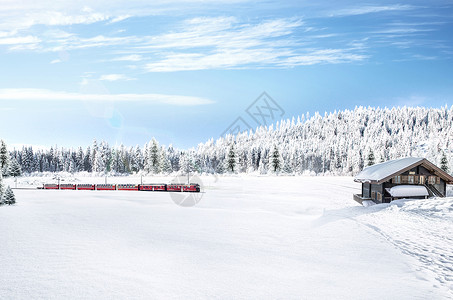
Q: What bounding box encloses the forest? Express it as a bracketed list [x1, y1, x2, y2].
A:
[2, 106, 452, 177]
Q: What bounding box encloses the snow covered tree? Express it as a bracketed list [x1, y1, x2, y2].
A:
[179, 152, 194, 175]
[8, 158, 21, 177]
[0, 140, 9, 176]
[149, 138, 160, 174]
[2, 186, 15, 205]
[84, 147, 92, 172]
[271, 145, 281, 173]
[160, 149, 172, 174]
[440, 152, 449, 173]
[76, 147, 84, 171]
[130, 145, 143, 173]
[367, 148, 375, 166]
[227, 144, 236, 173]
[0, 174, 4, 199]
[91, 139, 98, 172]
[93, 148, 105, 173]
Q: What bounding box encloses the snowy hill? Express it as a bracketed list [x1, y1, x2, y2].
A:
[196, 106, 453, 175]
[0, 175, 452, 299]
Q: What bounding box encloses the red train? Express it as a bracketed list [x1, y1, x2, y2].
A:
[43, 183, 200, 192]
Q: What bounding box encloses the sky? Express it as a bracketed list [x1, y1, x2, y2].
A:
[0, 0, 452, 150]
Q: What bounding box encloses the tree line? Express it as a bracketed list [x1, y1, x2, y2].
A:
[1, 106, 452, 177]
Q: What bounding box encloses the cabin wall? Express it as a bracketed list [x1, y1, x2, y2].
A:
[370, 184, 384, 203]
[362, 183, 371, 198]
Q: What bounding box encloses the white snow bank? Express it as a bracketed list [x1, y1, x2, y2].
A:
[388, 185, 429, 197]
[362, 200, 376, 207]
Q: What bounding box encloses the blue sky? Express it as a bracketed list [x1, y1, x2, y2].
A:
[0, 0, 452, 149]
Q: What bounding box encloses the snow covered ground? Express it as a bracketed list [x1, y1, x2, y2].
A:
[0, 175, 452, 299]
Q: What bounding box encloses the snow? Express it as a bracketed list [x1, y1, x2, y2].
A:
[354, 157, 423, 182]
[1, 175, 452, 299]
[387, 185, 429, 197]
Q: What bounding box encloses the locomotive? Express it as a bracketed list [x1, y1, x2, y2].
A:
[43, 183, 200, 192]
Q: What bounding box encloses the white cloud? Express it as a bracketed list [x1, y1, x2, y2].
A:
[330, 4, 415, 17]
[0, 88, 214, 106]
[0, 35, 40, 45]
[109, 15, 131, 23]
[50, 59, 62, 64]
[113, 54, 143, 61]
[142, 17, 366, 71]
[280, 49, 368, 66]
[99, 74, 134, 81]
[0, 0, 253, 31]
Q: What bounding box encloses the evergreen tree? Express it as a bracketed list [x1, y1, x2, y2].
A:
[91, 139, 98, 172]
[9, 158, 21, 177]
[76, 147, 84, 171]
[0, 140, 9, 176]
[367, 148, 375, 166]
[84, 147, 92, 172]
[160, 149, 172, 174]
[271, 145, 281, 173]
[227, 144, 236, 173]
[215, 160, 225, 174]
[3, 186, 15, 205]
[150, 138, 160, 173]
[0, 173, 4, 200]
[440, 152, 449, 173]
[179, 152, 194, 175]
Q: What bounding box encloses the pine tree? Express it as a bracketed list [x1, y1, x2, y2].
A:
[0, 140, 9, 176]
[160, 149, 172, 174]
[91, 139, 98, 172]
[367, 148, 375, 166]
[227, 144, 236, 173]
[150, 138, 160, 173]
[179, 152, 194, 174]
[76, 147, 84, 171]
[84, 147, 92, 172]
[9, 158, 21, 177]
[271, 145, 281, 173]
[440, 152, 449, 173]
[0, 173, 4, 200]
[3, 186, 15, 205]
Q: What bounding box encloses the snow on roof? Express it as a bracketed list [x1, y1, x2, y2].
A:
[354, 157, 424, 183]
[387, 185, 429, 197]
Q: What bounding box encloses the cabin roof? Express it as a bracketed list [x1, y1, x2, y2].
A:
[354, 157, 453, 184]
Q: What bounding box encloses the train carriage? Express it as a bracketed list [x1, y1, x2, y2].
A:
[59, 184, 76, 190]
[117, 184, 139, 191]
[43, 184, 59, 190]
[167, 184, 185, 192]
[183, 183, 200, 192]
[96, 184, 117, 191]
[139, 184, 166, 191]
[77, 184, 95, 190]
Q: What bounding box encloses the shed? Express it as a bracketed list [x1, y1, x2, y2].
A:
[353, 157, 453, 204]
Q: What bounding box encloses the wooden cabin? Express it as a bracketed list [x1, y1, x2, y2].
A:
[353, 157, 453, 205]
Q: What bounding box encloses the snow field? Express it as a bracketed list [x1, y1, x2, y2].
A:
[0, 175, 452, 299]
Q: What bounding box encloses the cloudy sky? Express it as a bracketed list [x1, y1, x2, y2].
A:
[0, 0, 452, 149]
